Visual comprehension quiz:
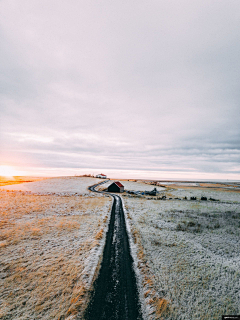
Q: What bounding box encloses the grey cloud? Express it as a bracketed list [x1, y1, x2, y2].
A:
[0, 0, 240, 179]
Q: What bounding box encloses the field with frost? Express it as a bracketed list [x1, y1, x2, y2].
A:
[0, 177, 112, 319]
[96, 179, 165, 192]
[0, 176, 103, 195]
[124, 182, 240, 320]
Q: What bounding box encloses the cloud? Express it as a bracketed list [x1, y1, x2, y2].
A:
[0, 0, 240, 179]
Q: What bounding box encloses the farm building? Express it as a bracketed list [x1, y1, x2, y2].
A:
[96, 173, 107, 179]
[107, 181, 124, 193]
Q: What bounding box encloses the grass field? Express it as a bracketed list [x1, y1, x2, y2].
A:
[1, 177, 239, 319]
[124, 182, 240, 319]
[0, 177, 112, 319]
[0, 176, 45, 187]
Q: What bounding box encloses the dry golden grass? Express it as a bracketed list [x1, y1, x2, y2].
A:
[0, 176, 45, 187]
[0, 190, 111, 319]
[154, 298, 169, 319]
[95, 229, 104, 240]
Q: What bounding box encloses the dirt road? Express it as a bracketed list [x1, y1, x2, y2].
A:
[85, 183, 142, 320]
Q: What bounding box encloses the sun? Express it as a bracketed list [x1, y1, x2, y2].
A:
[0, 165, 19, 178]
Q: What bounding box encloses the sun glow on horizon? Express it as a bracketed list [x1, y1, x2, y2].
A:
[0, 165, 22, 178]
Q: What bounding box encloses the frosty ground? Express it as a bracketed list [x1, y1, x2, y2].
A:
[0, 177, 112, 319]
[0, 177, 239, 319]
[96, 179, 165, 193]
[122, 181, 240, 319]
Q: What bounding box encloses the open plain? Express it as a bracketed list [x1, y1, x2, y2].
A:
[0, 177, 239, 319]
[123, 181, 240, 319]
[0, 177, 112, 319]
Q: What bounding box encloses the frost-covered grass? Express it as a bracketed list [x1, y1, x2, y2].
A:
[168, 186, 240, 203]
[0, 176, 104, 195]
[97, 179, 165, 192]
[0, 177, 112, 319]
[124, 186, 240, 319]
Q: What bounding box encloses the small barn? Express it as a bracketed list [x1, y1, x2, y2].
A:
[107, 181, 124, 193]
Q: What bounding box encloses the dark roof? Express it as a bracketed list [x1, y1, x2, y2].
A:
[114, 181, 124, 188]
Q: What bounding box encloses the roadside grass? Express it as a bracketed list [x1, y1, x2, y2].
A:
[126, 207, 171, 319]
[0, 190, 111, 319]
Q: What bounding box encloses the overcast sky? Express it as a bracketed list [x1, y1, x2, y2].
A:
[0, 0, 240, 180]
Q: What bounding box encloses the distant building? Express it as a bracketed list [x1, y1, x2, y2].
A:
[107, 181, 124, 193]
[96, 173, 107, 179]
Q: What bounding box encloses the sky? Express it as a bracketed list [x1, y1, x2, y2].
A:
[0, 0, 240, 180]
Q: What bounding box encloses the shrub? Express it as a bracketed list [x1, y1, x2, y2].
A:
[187, 221, 196, 227]
[176, 223, 186, 231]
